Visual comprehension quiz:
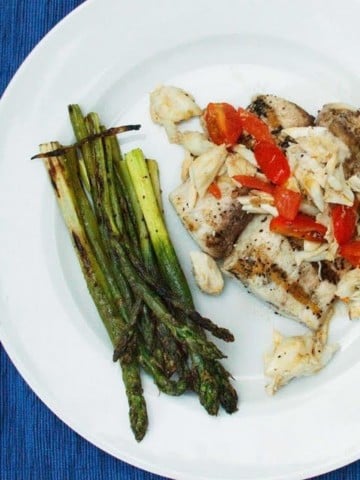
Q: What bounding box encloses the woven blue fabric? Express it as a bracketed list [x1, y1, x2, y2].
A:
[0, 1, 359, 479]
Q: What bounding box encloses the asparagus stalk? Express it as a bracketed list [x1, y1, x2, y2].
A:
[121, 355, 148, 441]
[212, 362, 238, 414]
[103, 135, 127, 236]
[138, 343, 187, 396]
[112, 297, 142, 362]
[68, 105, 96, 184]
[84, 114, 117, 234]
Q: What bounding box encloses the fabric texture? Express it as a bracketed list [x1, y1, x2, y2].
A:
[0, 0, 359, 479]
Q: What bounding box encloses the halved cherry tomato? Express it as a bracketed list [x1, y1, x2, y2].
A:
[331, 204, 357, 245]
[270, 213, 327, 243]
[238, 108, 274, 143]
[273, 186, 302, 221]
[232, 175, 274, 195]
[254, 141, 290, 185]
[339, 241, 360, 267]
[204, 103, 243, 146]
[208, 181, 222, 199]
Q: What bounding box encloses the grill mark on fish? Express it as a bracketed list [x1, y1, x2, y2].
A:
[230, 253, 321, 316]
[270, 269, 321, 316]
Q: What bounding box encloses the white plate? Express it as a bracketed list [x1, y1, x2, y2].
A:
[2, 0, 360, 478]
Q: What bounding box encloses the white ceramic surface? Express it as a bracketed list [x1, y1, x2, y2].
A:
[1, 1, 360, 478]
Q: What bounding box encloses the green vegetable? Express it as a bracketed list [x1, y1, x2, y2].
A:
[126, 148, 238, 415]
[38, 105, 238, 441]
[40, 142, 148, 442]
[126, 148, 193, 306]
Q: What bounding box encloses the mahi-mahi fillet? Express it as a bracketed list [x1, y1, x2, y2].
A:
[223, 215, 337, 330]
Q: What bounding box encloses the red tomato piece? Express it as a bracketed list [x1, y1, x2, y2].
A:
[331, 204, 357, 245]
[232, 175, 274, 195]
[270, 213, 327, 243]
[339, 241, 360, 267]
[273, 186, 302, 221]
[204, 103, 243, 146]
[254, 141, 290, 185]
[238, 108, 274, 143]
[208, 181, 222, 199]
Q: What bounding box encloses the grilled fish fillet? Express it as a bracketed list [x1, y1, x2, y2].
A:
[169, 176, 253, 259]
[316, 103, 360, 178]
[247, 94, 314, 131]
[223, 215, 337, 330]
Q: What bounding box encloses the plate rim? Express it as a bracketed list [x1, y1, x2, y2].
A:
[1, 1, 360, 479]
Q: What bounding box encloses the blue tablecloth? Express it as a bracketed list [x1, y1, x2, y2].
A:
[1, 1, 359, 479]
